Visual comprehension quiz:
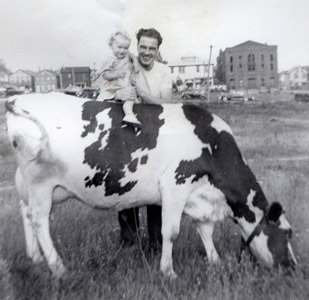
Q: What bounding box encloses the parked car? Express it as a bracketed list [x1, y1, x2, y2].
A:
[5, 87, 24, 97]
[219, 90, 254, 102]
[78, 87, 100, 99]
[63, 86, 82, 96]
[294, 90, 309, 102]
[181, 88, 207, 100]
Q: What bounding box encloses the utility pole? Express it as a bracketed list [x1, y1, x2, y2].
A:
[72, 67, 75, 86]
[206, 45, 213, 101]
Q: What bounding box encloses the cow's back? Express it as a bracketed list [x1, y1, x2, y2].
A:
[6, 93, 232, 208]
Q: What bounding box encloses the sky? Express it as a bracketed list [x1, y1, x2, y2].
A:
[1, 0, 309, 72]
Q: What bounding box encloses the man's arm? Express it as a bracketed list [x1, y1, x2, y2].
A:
[136, 88, 166, 104]
[136, 68, 173, 104]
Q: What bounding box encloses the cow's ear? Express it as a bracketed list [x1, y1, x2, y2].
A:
[268, 202, 283, 222]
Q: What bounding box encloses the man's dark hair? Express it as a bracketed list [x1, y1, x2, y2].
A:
[136, 28, 163, 46]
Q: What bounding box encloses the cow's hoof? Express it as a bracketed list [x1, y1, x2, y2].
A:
[50, 262, 66, 278]
[163, 269, 177, 280]
[30, 251, 44, 264]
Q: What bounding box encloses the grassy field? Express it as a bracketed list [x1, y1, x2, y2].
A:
[1, 95, 309, 299]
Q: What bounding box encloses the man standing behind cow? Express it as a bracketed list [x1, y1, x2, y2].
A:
[116, 28, 172, 250]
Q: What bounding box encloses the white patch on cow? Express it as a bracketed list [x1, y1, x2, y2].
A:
[288, 242, 298, 265]
[250, 232, 274, 266]
[279, 214, 291, 230]
[246, 189, 264, 217]
[237, 190, 264, 237]
[184, 177, 231, 223]
[210, 114, 233, 135]
[157, 104, 209, 161]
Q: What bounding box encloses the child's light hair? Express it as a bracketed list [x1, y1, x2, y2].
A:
[109, 31, 131, 47]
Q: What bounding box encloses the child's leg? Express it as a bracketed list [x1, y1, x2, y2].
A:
[123, 100, 142, 127]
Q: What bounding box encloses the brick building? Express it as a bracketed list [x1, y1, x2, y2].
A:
[216, 41, 278, 91]
[34, 69, 60, 93]
[60, 66, 91, 89]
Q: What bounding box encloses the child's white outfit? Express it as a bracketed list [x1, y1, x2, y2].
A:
[96, 54, 141, 128]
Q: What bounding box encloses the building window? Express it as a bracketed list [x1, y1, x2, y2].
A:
[261, 78, 265, 86]
[294, 72, 298, 79]
[230, 65, 233, 72]
[271, 63, 274, 70]
[196, 65, 200, 73]
[261, 64, 265, 71]
[248, 54, 255, 71]
[230, 56, 233, 63]
[229, 79, 235, 89]
[170, 67, 174, 74]
[179, 66, 185, 73]
[239, 55, 242, 60]
[261, 54, 264, 61]
[68, 74, 71, 78]
[270, 54, 274, 61]
[239, 63, 242, 69]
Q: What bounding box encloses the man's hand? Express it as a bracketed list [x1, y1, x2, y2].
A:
[115, 87, 136, 101]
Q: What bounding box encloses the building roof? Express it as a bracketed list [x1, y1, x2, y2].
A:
[60, 66, 91, 73]
[11, 69, 36, 76]
[226, 40, 276, 50]
[168, 56, 208, 67]
[35, 69, 59, 77]
[23, 70, 36, 76]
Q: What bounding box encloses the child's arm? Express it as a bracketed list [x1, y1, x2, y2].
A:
[102, 69, 126, 80]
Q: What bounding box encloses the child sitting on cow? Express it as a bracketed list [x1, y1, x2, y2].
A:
[97, 31, 141, 128]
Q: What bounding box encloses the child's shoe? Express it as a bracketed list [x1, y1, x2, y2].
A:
[123, 114, 142, 129]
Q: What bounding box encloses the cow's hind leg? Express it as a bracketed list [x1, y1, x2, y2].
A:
[159, 182, 188, 278]
[16, 169, 43, 263]
[19, 200, 43, 263]
[196, 221, 220, 263]
[27, 184, 65, 277]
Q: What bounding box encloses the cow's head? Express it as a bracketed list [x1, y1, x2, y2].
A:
[244, 202, 297, 268]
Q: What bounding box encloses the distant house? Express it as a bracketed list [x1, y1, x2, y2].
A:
[216, 41, 278, 91]
[9, 70, 36, 91]
[34, 70, 60, 93]
[279, 66, 309, 90]
[60, 67, 91, 89]
[168, 56, 214, 90]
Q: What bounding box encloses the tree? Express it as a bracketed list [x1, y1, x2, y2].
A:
[0, 59, 11, 74]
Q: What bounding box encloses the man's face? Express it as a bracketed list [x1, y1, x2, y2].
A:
[137, 36, 159, 69]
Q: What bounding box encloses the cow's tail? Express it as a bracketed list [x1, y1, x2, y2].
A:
[5, 99, 49, 160]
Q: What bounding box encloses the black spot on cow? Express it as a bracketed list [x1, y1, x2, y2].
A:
[128, 158, 138, 172]
[81, 101, 164, 196]
[141, 155, 148, 165]
[175, 104, 268, 223]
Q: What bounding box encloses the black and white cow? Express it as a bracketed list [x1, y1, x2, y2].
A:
[5, 92, 297, 278]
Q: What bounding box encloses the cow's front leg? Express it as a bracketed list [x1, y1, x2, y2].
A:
[196, 221, 220, 263]
[28, 184, 65, 277]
